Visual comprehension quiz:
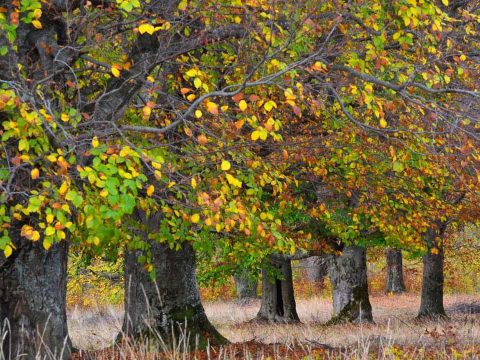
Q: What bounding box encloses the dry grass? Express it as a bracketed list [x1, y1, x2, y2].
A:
[68, 293, 480, 358]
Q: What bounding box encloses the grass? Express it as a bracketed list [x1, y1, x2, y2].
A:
[68, 293, 480, 359]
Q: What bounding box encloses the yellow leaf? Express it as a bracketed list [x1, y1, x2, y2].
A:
[290, 245, 296, 256]
[92, 136, 99, 148]
[444, 75, 451, 84]
[46, 214, 54, 224]
[61, 113, 69, 122]
[138, 23, 155, 35]
[190, 213, 200, 223]
[31, 231, 40, 241]
[239, 100, 248, 111]
[4, 245, 13, 258]
[251, 130, 260, 141]
[185, 69, 197, 77]
[43, 239, 53, 250]
[257, 127, 268, 140]
[111, 66, 120, 78]
[379, 118, 387, 128]
[187, 94, 196, 102]
[178, 0, 188, 10]
[47, 154, 57, 162]
[93, 236, 100, 246]
[143, 106, 151, 118]
[226, 173, 242, 188]
[195, 110, 203, 118]
[221, 160, 231, 171]
[264, 100, 277, 112]
[191, 177, 197, 189]
[31, 20, 42, 29]
[33, 8, 42, 19]
[194, 77, 202, 89]
[442, 0, 448, 5]
[284, 88, 296, 101]
[206, 101, 219, 115]
[31, 168, 40, 180]
[147, 185, 154, 197]
[45, 226, 55, 236]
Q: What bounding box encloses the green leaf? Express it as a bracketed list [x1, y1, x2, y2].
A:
[393, 161, 404, 173]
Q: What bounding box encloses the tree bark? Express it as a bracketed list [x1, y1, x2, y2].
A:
[385, 248, 406, 294]
[0, 227, 71, 360]
[328, 245, 374, 324]
[234, 271, 258, 299]
[418, 226, 447, 319]
[121, 213, 227, 349]
[255, 257, 300, 323]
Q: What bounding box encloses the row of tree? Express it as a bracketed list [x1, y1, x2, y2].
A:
[1, 0, 479, 358]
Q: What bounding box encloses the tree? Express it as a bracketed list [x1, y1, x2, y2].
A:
[120, 210, 226, 347]
[255, 256, 300, 323]
[385, 248, 406, 294]
[417, 222, 448, 318]
[328, 245, 374, 324]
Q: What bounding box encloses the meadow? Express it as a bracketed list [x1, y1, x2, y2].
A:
[66, 251, 480, 359]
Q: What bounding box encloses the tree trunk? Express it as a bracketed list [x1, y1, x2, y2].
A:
[121, 213, 227, 349]
[234, 271, 258, 299]
[0, 228, 71, 360]
[328, 245, 374, 324]
[255, 257, 300, 323]
[418, 225, 447, 319]
[301, 255, 328, 283]
[385, 248, 406, 294]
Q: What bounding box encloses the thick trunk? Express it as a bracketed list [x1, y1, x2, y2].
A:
[255, 258, 300, 323]
[417, 226, 447, 319]
[328, 245, 374, 324]
[234, 271, 258, 299]
[301, 255, 328, 283]
[121, 214, 227, 349]
[0, 229, 71, 360]
[418, 250, 446, 318]
[385, 248, 406, 294]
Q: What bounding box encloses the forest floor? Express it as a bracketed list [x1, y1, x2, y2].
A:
[68, 293, 480, 359]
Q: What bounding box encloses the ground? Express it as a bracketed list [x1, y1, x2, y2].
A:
[69, 294, 480, 359]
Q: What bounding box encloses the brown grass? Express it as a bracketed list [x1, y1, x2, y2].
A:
[68, 293, 480, 358]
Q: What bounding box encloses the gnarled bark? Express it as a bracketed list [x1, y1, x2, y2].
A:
[328, 245, 373, 324]
[385, 248, 406, 294]
[121, 212, 226, 349]
[0, 227, 71, 360]
[255, 257, 300, 323]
